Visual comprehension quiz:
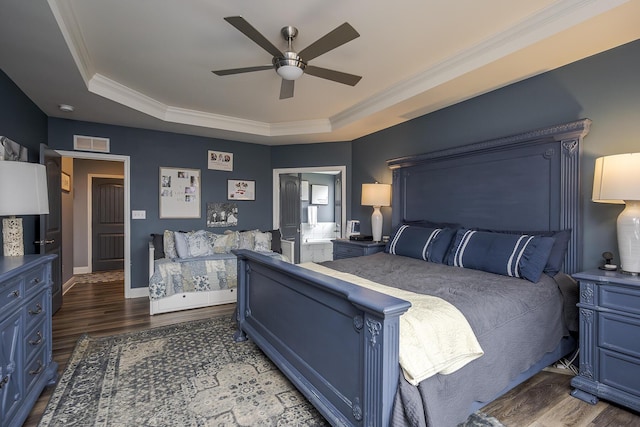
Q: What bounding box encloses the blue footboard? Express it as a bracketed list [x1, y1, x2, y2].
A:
[234, 250, 411, 426]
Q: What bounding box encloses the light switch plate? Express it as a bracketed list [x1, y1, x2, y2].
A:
[132, 210, 146, 219]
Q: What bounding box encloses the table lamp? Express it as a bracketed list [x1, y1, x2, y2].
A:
[361, 182, 391, 242]
[0, 161, 50, 256]
[592, 153, 640, 274]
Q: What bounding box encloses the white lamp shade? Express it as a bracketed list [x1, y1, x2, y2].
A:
[0, 162, 49, 215]
[361, 183, 391, 207]
[592, 153, 640, 203]
[592, 153, 640, 273]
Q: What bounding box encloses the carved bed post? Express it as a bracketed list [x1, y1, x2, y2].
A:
[361, 310, 403, 426]
[234, 254, 248, 342]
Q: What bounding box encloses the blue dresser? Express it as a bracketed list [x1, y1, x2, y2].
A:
[0, 255, 58, 427]
[571, 269, 640, 412]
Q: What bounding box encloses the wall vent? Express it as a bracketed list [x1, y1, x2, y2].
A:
[73, 135, 110, 153]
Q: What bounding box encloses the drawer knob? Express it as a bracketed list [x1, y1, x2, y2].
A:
[29, 303, 43, 315]
[10, 289, 20, 298]
[0, 376, 8, 389]
[29, 331, 43, 346]
[31, 277, 41, 284]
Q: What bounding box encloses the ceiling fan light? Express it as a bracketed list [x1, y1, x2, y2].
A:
[277, 64, 304, 80]
[274, 52, 306, 80]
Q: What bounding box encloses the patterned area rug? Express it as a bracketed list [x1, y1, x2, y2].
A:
[39, 317, 504, 426]
[73, 269, 124, 284]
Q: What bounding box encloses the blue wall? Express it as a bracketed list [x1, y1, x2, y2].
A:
[47, 119, 273, 288]
[3, 38, 640, 281]
[0, 69, 48, 254]
[351, 39, 640, 269]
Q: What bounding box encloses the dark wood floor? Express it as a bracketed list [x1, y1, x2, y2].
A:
[25, 280, 640, 426]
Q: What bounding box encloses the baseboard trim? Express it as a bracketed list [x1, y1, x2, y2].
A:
[73, 266, 90, 275]
[127, 286, 149, 299]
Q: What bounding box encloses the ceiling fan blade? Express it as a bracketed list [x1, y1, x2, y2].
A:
[224, 16, 283, 58]
[212, 65, 273, 76]
[304, 66, 362, 86]
[298, 22, 359, 62]
[280, 79, 294, 99]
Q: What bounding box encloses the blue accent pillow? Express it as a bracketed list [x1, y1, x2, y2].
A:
[447, 229, 555, 283]
[174, 231, 190, 259]
[385, 225, 457, 264]
[475, 228, 571, 276]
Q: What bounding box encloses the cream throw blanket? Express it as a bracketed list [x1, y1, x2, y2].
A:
[299, 262, 484, 385]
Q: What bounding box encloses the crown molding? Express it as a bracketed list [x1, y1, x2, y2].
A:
[332, 0, 627, 130]
[50, 0, 627, 139]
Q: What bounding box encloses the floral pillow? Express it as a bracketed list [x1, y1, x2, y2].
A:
[186, 230, 214, 257]
[163, 230, 178, 259]
[253, 232, 272, 252]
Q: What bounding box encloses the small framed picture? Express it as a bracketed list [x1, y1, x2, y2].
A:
[311, 184, 329, 205]
[61, 172, 71, 192]
[228, 179, 255, 201]
[208, 150, 233, 171]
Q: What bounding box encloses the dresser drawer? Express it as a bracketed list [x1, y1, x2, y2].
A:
[599, 312, 640, 358]
[23, 265, 48, 294]
[24, 319, 48, 363]
[24, 291, 48, 330]
[599, 348, 640, 398]
[24, 347, 48, 393]
[0, 276, 24, 309]
[600, 284, 640, 317]
[334, 244, 363, 258]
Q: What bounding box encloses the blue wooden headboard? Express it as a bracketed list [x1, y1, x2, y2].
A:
[386, 119, 591, 274]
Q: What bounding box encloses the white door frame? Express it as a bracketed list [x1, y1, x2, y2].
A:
[272, 166, 347, 237]
[56, 150, 135, 298]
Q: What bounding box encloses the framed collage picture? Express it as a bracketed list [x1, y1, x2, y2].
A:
[159, 167, 201, 218]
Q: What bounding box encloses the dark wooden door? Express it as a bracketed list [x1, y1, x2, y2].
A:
[91, 178, 124, 272]
[279, 174, 300, 263]
[39, 144, 62, 313]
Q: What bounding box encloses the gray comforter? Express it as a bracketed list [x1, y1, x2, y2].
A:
[321, 252, 576, 427]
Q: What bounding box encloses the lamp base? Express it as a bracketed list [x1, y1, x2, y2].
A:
[371, 206, 383, 242]
[617, 200, 640, 274]
[2, 216, 24, 256]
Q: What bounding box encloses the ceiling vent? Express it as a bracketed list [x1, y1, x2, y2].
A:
[73, 135, 110, 153]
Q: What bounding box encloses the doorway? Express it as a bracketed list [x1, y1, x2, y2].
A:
[56, 150, 133, 298]
[273, 166, 346, 263]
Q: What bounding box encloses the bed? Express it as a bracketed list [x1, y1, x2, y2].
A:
[234, 119, 591, 426]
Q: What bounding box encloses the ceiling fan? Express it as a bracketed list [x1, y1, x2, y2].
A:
[212, 16, 362, 99]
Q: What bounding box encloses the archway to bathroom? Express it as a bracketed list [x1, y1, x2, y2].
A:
[272, 166, 346, 264]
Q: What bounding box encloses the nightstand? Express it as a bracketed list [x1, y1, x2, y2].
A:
[332, 239, 387, 260]
[570, 269, 640, 412]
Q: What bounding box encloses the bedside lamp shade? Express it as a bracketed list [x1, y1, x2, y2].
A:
[361, 183, 391, 242]
[592, 153, 640, 273]
[0, 161, 50, 256]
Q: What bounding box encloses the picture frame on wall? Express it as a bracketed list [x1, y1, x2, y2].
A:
[227, 179, 255, 201]
[311, 184, 329, 205]
[208, 150, 233, 171]
[61, 172, 71, 192]
[159, 167, 201, 218]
